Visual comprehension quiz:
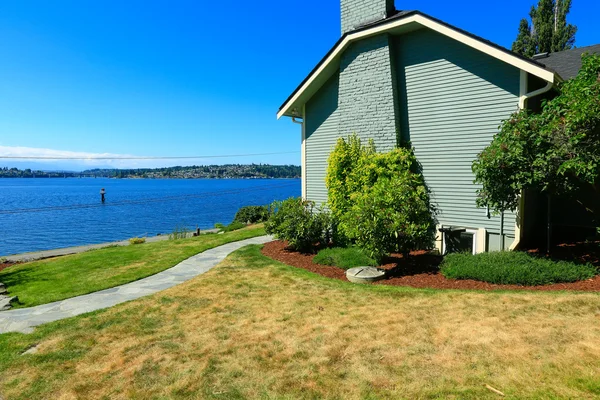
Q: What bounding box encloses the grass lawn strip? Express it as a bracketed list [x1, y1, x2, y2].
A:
[0, 245, 599, 399]
[0, 225, 265, 308]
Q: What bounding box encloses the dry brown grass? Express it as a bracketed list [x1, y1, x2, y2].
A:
[1, 245, 599, 399]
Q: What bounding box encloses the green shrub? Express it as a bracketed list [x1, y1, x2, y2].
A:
[325, 135, 436, 262]
[313, 247, 377, 270]
[342, 175, 436, 263]
[325, 135, 375, 235]
[441, 251, 598, 286]
[265, 197, 330, 253]
[233, 205, 269, 224]
[129, 237, 146, 245]
[215, 221, 246, 232]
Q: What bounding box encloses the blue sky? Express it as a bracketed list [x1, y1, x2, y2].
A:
[0, 0, 598, 170]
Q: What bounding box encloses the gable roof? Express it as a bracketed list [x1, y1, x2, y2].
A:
[535, 44, 600, 80]
[278, 10, 560, 119]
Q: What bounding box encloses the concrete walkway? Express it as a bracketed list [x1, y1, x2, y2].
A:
[0, 235, 272, 334]
[4, 229, 220, 262]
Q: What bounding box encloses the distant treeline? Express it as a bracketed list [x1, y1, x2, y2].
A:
[0, 167, 75, 178]
[0, 164, 301, 179]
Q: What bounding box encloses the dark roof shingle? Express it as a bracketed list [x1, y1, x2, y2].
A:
[537, 44, 600, 80]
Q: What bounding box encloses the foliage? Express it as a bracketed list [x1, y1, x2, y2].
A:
[511, 0, 576, 57]
[265, 198, 330, 253]
[342, 175, 437, 263]
[512, 19, 536, 57]
[233, 205, 269, 224]
[473, 54, 600, 220]
[313, 247, 377, 270]
[326, 135, 436, 261]
[325, 135, 375, 230]
[215, 221, 246, 232]
[169, 224, 190, 240]
[441, 251, 597, 285]
[128, 237, 146, 245]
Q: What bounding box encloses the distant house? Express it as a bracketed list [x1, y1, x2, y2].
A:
[278, 0, 598, 253]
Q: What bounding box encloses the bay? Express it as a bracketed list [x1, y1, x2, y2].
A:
[0, 178, 300, 256]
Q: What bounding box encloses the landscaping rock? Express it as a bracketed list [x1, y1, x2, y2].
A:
[346, 266, 386, 284]
[0, 283, 6, 295]
[0, 295, 18, 311]
[22, 345, 39, 355]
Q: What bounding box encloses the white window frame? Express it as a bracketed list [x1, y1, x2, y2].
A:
[442, 228, 478, 255]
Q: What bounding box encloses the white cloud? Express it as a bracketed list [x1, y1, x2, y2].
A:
[0, 146, 166, 169]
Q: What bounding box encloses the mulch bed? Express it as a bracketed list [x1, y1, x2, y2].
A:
[0, 261, 19, 273]
[261, 240, 600, 292]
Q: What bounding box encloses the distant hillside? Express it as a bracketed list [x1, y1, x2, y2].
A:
[0, 164, 301, 179]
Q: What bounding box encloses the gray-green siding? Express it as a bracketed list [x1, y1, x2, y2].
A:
[394, 29, 519, 239]
[304, 27, 522, 245]
[305, 73, 340, 206]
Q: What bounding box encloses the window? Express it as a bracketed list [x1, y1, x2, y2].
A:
[443, 229, 478, 254]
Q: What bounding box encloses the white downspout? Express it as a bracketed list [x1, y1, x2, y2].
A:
[518, 80, 554, 109]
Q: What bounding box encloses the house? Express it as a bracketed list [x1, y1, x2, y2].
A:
[277, 0, 598, 254]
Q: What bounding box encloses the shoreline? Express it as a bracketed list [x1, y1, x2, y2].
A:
[3, 228, 220, 263]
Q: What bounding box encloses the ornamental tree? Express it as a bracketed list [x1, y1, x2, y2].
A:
[473, 54, 600, 221]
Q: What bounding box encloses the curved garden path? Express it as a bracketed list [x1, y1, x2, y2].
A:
[0, 235, 272, 335]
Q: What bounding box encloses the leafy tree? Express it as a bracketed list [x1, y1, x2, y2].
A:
[472, 54, 600, 222]
[511, 0, 577, 56]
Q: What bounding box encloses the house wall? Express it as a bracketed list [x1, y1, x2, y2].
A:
[338, 33, 399, 153]
[305, 73, 340, 206]
[394, 28, 521, 248]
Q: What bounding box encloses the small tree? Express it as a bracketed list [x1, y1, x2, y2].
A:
[473, 54, 600, 222]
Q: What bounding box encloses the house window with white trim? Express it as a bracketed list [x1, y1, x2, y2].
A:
[443, 229, 478, 255]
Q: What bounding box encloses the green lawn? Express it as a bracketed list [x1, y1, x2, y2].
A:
[0, 225, 265, 308]
[0, 245, 599, 399]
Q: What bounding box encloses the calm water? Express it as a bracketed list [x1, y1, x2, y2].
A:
[0, 178, 300, 256]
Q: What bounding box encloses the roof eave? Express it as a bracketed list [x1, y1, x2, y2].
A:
[278, 11, 558, 120]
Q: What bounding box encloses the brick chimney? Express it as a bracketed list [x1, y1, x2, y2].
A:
[341, 0, 395, 35]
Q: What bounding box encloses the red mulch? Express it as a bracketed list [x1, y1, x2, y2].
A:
[261, 240, 600, 292]
[0, 261, 19, 273]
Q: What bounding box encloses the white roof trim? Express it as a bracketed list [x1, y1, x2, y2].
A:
[278, 13, 557, 120]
